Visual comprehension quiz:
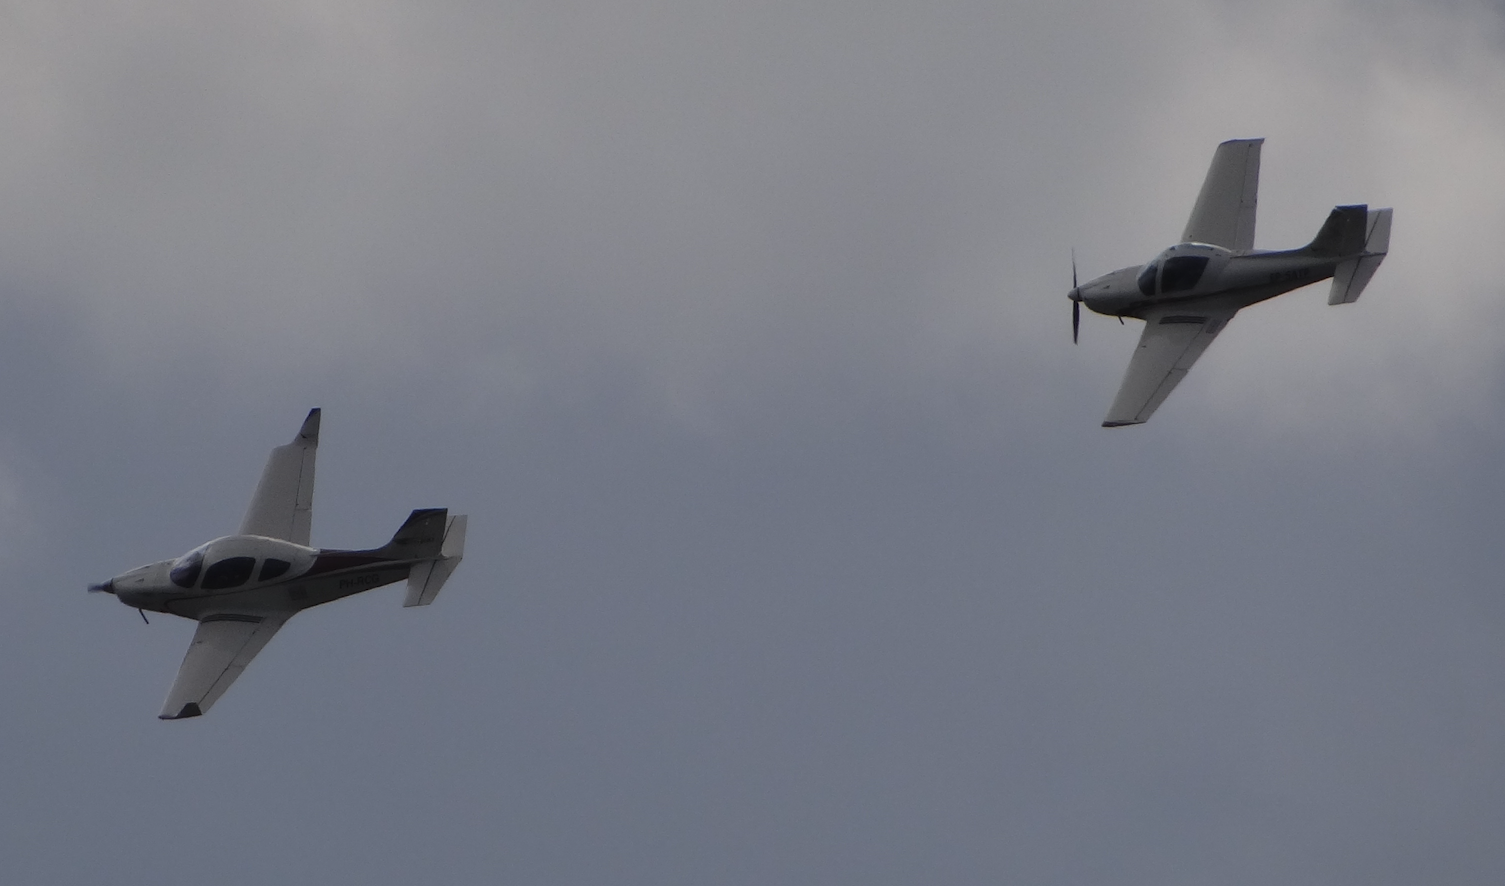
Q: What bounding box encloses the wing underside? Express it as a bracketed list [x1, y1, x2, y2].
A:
[239, 408, 320, 544]
[1182, 138, 1262, 252]
[1103, 306, 1238, 427]
[160, 612, 291, 719]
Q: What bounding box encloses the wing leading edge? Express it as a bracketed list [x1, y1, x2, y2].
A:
[1102, 306, 1238, 427]
[1182, 138, 1262, 252]
[239, 408, 320, 544]
[159, 612, 292, 719]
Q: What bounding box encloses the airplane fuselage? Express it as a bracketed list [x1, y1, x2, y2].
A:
[100, 533, 416, 621]
[1072, 242, 1340, 319]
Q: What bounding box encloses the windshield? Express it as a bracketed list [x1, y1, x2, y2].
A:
[1136, 262, 1158, 296]
[169, 548, 205, 588]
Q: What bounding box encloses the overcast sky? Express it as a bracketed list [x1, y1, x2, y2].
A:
[4, 1, 1505, 883]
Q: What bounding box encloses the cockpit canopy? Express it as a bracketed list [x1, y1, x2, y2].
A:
[168, 537, 313, 591]
[1135, 243, 1228, 296]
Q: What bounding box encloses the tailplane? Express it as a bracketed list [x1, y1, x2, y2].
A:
[403, 514, 467, 608]
[1327, 207, 1392, 305]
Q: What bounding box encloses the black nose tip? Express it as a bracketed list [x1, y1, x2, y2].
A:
[88, 580, 115, 595]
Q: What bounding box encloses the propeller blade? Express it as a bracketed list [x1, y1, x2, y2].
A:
[1071, 249, 1081, 344]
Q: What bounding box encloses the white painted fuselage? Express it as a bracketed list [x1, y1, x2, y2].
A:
[1072, 243, 1340, 320]
[103, 534, 416, 621]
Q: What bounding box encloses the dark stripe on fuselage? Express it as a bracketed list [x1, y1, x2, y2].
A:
[304, 551, 392, 577]
[1158, 315, 1207, 325]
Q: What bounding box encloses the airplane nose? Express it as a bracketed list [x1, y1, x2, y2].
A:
[88, 579, 115, 595]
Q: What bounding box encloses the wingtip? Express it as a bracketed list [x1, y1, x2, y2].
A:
[1101, 420, 1144, 428]
[297, 408, 321, 444]
[159, 702, 203, 720]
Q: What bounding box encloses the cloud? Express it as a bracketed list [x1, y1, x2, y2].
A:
[4, 4, 1505, 884]
[0, 0, 1267, 426]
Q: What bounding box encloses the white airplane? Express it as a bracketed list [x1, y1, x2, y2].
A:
[91, 409, 467, 719]
[1071, 138, 1392, 426]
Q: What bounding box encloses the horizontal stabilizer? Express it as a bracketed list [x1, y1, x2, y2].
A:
[1329, 207, 1392, 305]
[404, 514, 467, 607]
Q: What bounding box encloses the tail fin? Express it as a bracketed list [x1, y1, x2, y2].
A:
[403, 514, 467, 608]
[380, 508, 449, 560]
[1303, 204, 1370, 258]
[1328, 207, 1392, 305]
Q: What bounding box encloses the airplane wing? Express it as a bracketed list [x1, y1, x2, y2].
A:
[239, 408, 319, 545]
[1102, 305, 1238, 427]
[1181, 138, 1262, 252]
[159, 611, 292, 719]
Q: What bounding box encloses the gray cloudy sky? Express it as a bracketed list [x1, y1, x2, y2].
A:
[4, 1, 1505, 883]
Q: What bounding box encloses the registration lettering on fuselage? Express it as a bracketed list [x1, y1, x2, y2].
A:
[339, 572, 383, 590]
[1268, 267, 1311, 284]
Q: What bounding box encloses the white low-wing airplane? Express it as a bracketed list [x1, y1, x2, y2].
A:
[1071, 138, 1392, 426]
[91, 409, 467, 719]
